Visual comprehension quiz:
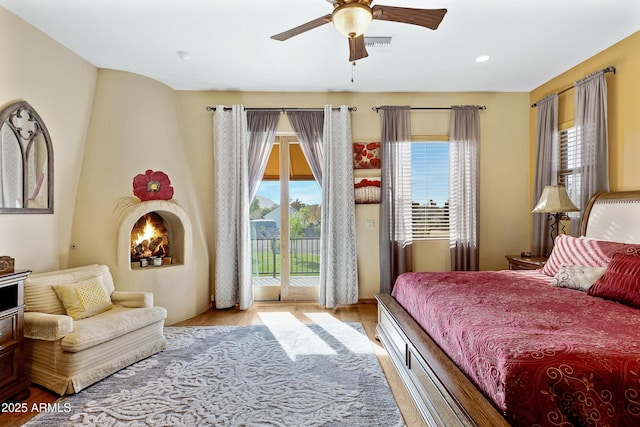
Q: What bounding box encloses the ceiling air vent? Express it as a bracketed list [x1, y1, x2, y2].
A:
[364, 36, 392, 49]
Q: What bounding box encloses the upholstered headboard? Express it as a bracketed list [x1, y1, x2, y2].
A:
[580, 190, 640, 243]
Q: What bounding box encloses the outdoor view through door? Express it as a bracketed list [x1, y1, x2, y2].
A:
[250, 136, 321, 301]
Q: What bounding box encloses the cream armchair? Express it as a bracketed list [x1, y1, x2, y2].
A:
[23, 264, 167, 395]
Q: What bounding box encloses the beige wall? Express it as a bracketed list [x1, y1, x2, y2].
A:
[175, 91, 531, 298]
[530, 31, 640, 196]
[0, 7, 96, 272]
[68, 69, 211, 324]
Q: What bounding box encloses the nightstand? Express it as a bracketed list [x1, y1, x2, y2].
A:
[505, 255, 548, 271]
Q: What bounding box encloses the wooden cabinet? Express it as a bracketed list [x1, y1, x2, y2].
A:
[0, 270, 31, 402]
[505, 255, 548, 270]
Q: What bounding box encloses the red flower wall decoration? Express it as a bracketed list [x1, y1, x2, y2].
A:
[353, 142, 381, 169]
[354, 177, 381, 204]
[133, 170, 174, 201]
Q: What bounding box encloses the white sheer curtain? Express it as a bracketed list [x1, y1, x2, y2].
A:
[213, 107, 280, 310]
[449, 106, 480, 271]
[213, 105, 251, 309]
[247, 111, 280, 199]
[572, 70, 609, 233]
[531, 94, 558, 255]
[287, 111, 324, 185]
[378, 106, 413, 294]
[318, 105, 358, 307]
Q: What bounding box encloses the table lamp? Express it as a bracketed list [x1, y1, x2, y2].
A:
[532, 185, 579, 244]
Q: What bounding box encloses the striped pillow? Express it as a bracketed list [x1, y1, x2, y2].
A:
[541, 235, 640, 277]
[588, 253, 640, 308]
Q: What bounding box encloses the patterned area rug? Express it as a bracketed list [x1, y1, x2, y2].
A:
[27, 323, 405, 426]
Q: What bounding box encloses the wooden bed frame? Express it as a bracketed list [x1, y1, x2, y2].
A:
[375, 190, 640, 427]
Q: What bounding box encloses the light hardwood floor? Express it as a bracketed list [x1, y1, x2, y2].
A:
[1, 301, 425, 427]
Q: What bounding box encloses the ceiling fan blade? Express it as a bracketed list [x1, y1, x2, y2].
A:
[348, 35, 369, 61]
[271, 14, 333, 41]
[372, 5, 447, 30]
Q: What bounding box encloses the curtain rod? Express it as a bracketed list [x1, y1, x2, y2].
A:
[205, 106, 357, 112]
[531, 65, 616, 108]
[371, 106, 486, 113]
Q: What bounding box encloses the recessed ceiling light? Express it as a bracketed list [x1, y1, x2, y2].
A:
[177, 50, 192, 61]
[476, 55, 490, 63]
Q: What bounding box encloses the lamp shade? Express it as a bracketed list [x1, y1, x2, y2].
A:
[332, 3, 373, 37]
[532, 185, 579, 213]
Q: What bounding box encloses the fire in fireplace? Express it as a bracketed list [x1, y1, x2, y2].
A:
[130, 212, 170, 263]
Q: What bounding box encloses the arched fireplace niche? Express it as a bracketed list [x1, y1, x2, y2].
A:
[130, 212, 178, 268]
[115, 198, 206, 325]
[116, 199, 188, 271]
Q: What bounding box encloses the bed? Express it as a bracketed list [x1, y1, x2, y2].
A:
[375, 190, 640, 427]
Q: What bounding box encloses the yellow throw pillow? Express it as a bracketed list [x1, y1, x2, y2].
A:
[52, 276, 114, 320]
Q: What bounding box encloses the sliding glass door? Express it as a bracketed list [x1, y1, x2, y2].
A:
[250, 136, 321, 301]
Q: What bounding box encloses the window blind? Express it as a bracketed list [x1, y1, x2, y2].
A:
[411, 141, 450, 240]
[558, 127, 581, 216]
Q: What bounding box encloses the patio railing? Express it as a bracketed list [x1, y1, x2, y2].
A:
[251, 237, 320, 277]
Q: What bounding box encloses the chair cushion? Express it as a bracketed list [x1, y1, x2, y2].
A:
[60, 306, 167, 352]
[24, 265, 116, 315]
[52, 276, 114, 320]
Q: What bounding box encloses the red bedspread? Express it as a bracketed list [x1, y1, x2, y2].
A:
[391, 270, 640, 427]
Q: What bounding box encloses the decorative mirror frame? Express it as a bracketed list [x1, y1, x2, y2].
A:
[0, 101, 54, 214]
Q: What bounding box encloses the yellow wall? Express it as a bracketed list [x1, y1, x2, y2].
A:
[0, 7, 96, 272]
[175, 91, 531, 298]
[530, 31, 640, 196]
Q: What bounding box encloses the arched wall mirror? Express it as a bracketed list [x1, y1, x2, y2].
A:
[0, 101, 53, 213]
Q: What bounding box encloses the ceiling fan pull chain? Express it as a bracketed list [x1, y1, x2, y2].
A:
[351, 61, 356, 83]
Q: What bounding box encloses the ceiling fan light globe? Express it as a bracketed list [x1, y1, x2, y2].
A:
[332, 3, 373, 37]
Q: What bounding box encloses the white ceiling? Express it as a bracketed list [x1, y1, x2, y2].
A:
[1, 0, 639, 92]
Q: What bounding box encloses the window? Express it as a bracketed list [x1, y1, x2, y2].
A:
[558, 127, 581, 216]
[251, 135, 321, 301]
[411, 141, 450, 240]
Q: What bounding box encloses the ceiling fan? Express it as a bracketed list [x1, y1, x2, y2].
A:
[271, 0, 447, 62]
